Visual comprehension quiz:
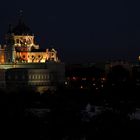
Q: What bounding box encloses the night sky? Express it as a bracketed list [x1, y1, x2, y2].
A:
[0, 0, 140, 63]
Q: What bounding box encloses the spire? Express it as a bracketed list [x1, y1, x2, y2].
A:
[19, 10, 23, 16]
[19, 10, 24, 23]
[11, 10, 32, 35]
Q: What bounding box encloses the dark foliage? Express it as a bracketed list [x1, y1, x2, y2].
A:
[0, 83, 140, 139]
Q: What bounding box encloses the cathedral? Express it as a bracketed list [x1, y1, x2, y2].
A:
[0, 16, 65, 93]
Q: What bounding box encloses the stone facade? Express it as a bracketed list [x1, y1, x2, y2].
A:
[0, 16, 65, 93]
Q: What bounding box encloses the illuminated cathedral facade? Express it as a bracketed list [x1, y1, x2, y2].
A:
[0, 16, 65, 93]
[0, 18, 58, 64]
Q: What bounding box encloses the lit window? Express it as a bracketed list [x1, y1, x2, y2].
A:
[41, 75, 44, 79]
[32, 75, 34, 79]
[35, 75, 38, 79]
[39, 75, 41, 79]
[47, 75, 50, 79]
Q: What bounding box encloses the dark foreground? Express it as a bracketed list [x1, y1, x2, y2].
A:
[0, 85, 140, 140]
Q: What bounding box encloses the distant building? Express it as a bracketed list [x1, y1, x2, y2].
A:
[105, 60, 132, 74]
[65, 64, 105, 90]
[0, 15, 65, 93]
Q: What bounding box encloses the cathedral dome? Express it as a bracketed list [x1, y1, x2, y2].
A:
[12, 19, 32, 35]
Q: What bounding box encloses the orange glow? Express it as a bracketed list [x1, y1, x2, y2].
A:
[0, 49, 5, 63]
[20, 52, 28, 61]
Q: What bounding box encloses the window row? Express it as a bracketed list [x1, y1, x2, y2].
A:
[7, 74, 50, 80]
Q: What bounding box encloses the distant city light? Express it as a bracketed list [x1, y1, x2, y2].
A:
[65, 81, 68, 85]
[93, 83, 96, 86]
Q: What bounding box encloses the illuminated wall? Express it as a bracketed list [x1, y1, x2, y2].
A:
[0, 47, 5, 64]
[0, 62, 65, 93]
[0, 16, 65, 93]
[14, 35, 39, 50]
[2, 34, 59, 63]
[15, 48, 58, 63]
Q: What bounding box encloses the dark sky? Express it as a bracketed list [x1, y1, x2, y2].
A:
[0, 0, 140, 63]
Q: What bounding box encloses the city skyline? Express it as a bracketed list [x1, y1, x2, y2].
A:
[0, 0, 140, 63]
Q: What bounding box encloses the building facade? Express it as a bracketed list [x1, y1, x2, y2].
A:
[0, 16, 65, 93]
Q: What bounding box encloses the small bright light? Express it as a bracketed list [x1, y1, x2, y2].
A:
[93, 83, 96, 86]
[72, 77, 76, 80]
[139, 56, 140, 60]
[101, 77, 106, 81]
[82, 78, 86, 80]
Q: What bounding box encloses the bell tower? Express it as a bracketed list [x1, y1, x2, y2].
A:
[3, 12, 59, 64]
[5, 11, 39, 63]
